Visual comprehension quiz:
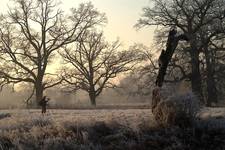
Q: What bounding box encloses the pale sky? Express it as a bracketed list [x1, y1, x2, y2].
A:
[0, 0, 155, 47]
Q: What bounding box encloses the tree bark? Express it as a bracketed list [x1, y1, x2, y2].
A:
[35, 82, 44, 107]
[155, 30, 204, 104]
[155, 33, 188, 87]
[89, 92, 96, 106]
[204, 46, 217, 106]
[189, 38, 204, 104]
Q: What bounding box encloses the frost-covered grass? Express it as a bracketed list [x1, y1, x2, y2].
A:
[0, 109, 153, 150]
[0, 108, 224, 150]
[0, 109, 153, 129]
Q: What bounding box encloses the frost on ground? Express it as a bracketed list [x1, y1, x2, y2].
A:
[0, 109, 153, 129]
[0, 108, 224, 150]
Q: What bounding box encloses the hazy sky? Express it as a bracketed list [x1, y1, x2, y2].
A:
[0, 0, 155, 47]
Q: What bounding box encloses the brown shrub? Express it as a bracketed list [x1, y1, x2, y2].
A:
[152, 89, 199, 127]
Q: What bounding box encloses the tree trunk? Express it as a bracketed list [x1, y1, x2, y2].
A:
[35, 83, 44, 107]
[205, 46, 217, 106]
[155, 32, 188, 87]
[189, 39, 204, 104]
[89, 92, 96, 106]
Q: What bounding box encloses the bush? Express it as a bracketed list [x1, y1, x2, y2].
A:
[152, 91, 200, 127]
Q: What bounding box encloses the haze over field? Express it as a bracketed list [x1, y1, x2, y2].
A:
[0, 0, 224, 108]
[0, 0, 225, 149]
[0, 0, 156, 107]
[0, 0, 154, 47]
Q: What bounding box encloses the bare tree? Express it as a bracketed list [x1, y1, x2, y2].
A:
[136, 0, 225, 103]
[0, 0, 106, 106]
[60, 32, 140, 106]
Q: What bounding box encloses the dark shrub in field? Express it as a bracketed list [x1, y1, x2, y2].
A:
[152, 91, 200, 127]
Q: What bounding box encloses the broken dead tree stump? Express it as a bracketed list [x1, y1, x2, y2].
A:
[155, 29, 188, 87]
[152, 28, 189, 127]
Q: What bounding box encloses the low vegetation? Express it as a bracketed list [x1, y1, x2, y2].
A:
[0, 108, 224, 150]
[152, 90, 200, 127]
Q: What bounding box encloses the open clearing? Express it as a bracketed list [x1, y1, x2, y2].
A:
[0, 109, 153, 130]
[0, 108, 225, 150]
[0, 107, 225, 129]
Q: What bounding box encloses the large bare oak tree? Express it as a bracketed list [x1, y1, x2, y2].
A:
[0, 0, 106, 106]
[60, 32, 141, 106]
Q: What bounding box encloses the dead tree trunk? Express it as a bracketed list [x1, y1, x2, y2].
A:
[152, 30, 189, 126]
[153, 29, 188, 108]
[155, 31, 188, 87]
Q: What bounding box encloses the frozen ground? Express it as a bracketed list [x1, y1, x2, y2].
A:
[0, 107, 225, 150]
[198, 107, 225, 119]
[0, 107, 224, 131]
[0, 109, 153, 131]
[0, 108, 154, 150]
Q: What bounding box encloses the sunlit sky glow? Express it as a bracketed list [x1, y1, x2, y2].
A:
[0, 0, 156, 74]
[0, 0, 155, 48]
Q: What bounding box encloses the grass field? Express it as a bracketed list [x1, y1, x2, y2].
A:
[0, 108, 153, 130]
[0, 107, 225, 150]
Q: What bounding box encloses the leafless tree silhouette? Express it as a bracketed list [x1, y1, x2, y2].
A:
[0, 0, 106, 106]
[136, 0, 225, 103]
[60, 31, 141, 106]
